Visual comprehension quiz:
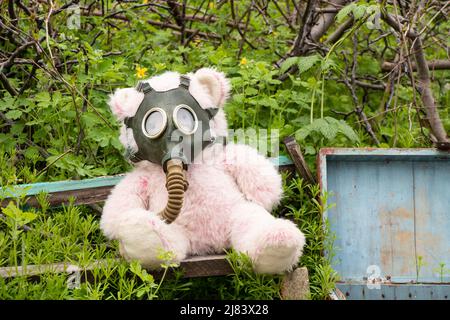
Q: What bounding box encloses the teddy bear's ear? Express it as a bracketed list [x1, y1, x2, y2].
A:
[108, 88, 144, 121]
[194, 68, 230, 108]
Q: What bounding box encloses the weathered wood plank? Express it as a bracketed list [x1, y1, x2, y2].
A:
[0, 156, 294, 208]
[0, 255, 233, 280]
[1, 185, 115, 208]
[0, 260, 115, 279]
[178, 255, 233, 278]
[283, 136, 316, 186]
[327, 159, 417, 282]
[0, 175, 125, 197]
[413, 161, 450, 282]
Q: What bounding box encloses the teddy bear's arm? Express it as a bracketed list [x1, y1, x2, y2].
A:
[223, 143, 283, 211]
[100, 167, 153, 240]
[100, 166, 190, 267]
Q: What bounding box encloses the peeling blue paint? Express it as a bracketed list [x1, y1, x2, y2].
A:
[318, 148, 450, 300]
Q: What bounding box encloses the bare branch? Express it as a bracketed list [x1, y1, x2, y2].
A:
[272, 0, 296, 31]
[342, 35, 381, 146]
[324, 18, 353, 45]
[382, 59, 450, 72]
[0, 72, 18, 96]
[310, 0, 350, 42]
[277, 0, 351, 78]
[0, 41, 35, 70]
[82, 10, 221, 40]
[381, 11, 449, 143]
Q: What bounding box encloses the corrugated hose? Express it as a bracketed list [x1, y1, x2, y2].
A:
[159, 159, 188, 223]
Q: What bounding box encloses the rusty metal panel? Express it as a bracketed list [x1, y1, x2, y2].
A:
[318, 148, 450, 299]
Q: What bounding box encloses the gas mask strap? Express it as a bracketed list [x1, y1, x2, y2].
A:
[179, 75, 190, 89]
[124, 117, 132, 128]
[129, 153, 143, 163]
[136, 81, 153, 94]
[205, 108, 219, 119]
[124, 81, 153, 128]
[179, 75, 219, 120]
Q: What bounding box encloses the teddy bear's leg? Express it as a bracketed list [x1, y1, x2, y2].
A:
[116, 208, 190, 269]
[229, 202, 305, 274]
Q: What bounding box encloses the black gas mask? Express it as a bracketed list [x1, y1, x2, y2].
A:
[124, 75, 221, 171]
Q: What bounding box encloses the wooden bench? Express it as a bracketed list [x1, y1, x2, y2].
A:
[0, 141, 317, 299]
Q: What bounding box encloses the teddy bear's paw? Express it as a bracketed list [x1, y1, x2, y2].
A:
[117, 210, 180, 269]
[252, 220, 305, 274]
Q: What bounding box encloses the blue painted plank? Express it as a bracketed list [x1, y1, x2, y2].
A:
[337, 283, 450, 300]
[276, 155, 294, 166]
[0, 156, 292, 198]
[0, 175, 125, 198]
[413, 161, 450, 283]
[320, 148, 450, 160]
[327, 160, 416, 282]
[319, 148, 450, 285]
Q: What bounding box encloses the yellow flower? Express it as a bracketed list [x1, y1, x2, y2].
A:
[240, 57, 248, 66]
[143, 0, 148, 4]
[209, 2, 215, 9]
[135, 65, 148, 79]
[192, 36, 202, 47]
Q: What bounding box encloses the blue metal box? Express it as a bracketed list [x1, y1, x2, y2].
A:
[318, 148, 450, 300]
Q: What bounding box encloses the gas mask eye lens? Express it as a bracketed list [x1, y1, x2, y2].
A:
[173, 104, 198, 135]
[177, 108, 195, 132]
[142, 108, 167, 138]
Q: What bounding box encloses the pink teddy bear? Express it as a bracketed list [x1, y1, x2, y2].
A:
[100, 68, 305, 274]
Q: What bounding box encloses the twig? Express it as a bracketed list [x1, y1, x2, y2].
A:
[36, 149, 73, 178]
[44, 0, 56, 65]
[342, 36, 381, 146]
[381, 59, 450, 72]
[83, 10, 221, 40]
[276, 0, 318, 75]
[238, 2, 255, 56]
[230, 0, 256, 55]
[310, 0, 350, 42]
[0, 112, 50, 158]
[272, 0, 296, 31]
[7, 0, 17, 22]
[0, 41, 35, 70]
[324, 18, 353, 45]
[0, 72, 18, 96]
[18, 55, 41, 95]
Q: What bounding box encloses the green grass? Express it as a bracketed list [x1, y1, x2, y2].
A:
[0, 174, 338, 300]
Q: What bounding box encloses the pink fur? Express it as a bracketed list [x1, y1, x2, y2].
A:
[108, 88, 144, 121]
[101, 68, 305, 274]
